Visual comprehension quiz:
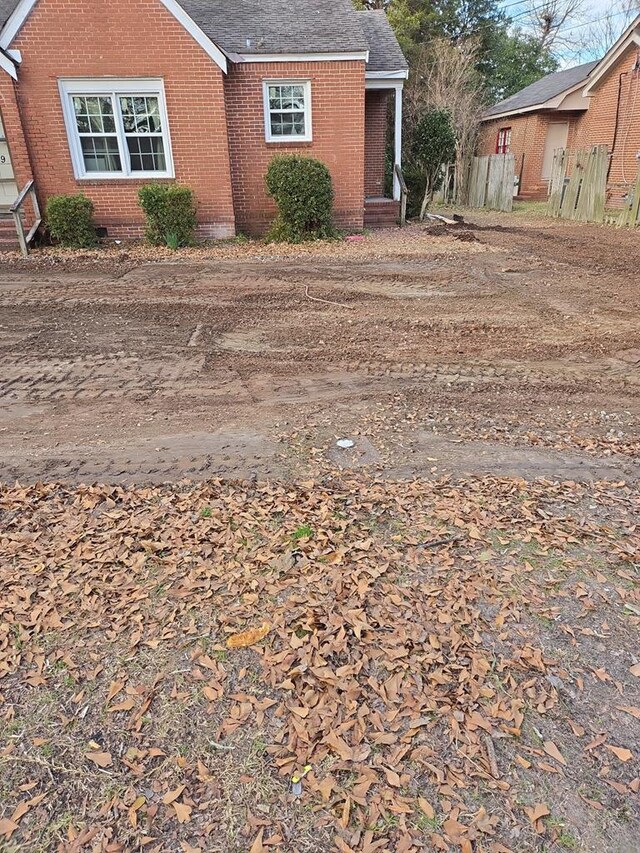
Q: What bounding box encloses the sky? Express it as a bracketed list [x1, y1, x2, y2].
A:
[498, 0, 637, 64]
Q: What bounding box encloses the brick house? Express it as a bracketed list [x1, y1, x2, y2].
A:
[478, 15, 640, 206]
[0, 0, 408, 241]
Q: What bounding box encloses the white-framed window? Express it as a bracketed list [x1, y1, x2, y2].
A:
[262, 80, 312, 142]
[496, 126, 512, 155]
[58, 78, 174, 179]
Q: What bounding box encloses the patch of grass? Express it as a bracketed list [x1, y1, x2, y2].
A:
[251, 736, 268, 756]
[511, 200, 550, 217]
[375, 814, 399, 833]
[556, 831, 579, 850]
[291, 523, 313, 541]
[200, 507, 213, 518]
[415, 813, 443, 833]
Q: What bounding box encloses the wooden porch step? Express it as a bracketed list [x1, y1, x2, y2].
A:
[364, 197, 400, 229]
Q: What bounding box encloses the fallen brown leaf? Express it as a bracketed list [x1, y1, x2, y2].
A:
[249, 828, 265, 853]
[84, 751, 112, 768]
[171, 800, 192, 823]
[227, 622, 271, 649]
[162, 784, 186, 805]
[0, 818, 19, 838]
[418, 797, 435, 819]
[543, 740, 566, 766]
[605, 745, 633, 762]
[617, 705, 640, 720]
[524, 803, 550, 824]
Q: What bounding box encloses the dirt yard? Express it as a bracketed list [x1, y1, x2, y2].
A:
[1, 212, 639, 485]
[0, 213, 639, 853]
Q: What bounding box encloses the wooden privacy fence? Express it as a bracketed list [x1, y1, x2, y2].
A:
[467, 154, 515, 212]
[616, 164, 640, 226]
[434, 154, 515, 212]
[548, 145, 608, 222]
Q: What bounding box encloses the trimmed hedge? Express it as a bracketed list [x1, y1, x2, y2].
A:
[265, 155, 335, 242]
[45, 193, 97, 248]
[138, 184, 197, 247]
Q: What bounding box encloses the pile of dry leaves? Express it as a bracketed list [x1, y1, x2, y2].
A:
[0, 475, 638, 852]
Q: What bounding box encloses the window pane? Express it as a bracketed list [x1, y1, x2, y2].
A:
[270, 110, 305, 137]
[74, 95, 115, 135]
[81, 136, 121, 172]
[119, 95, 162, 134]
[270, 114, 285, 136]
[119, 97, 136, 132]
[127, 136, 166, 172]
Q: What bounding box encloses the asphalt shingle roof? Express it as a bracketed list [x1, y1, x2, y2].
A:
[484, 61, 598, 118]
[181, 0, 369, 56]
[357, 9, 408, 72]
[0, 0, 17, 29]
[0, 0, 407, 72]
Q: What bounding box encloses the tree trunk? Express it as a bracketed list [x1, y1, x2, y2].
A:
[419, 175, 432, 220]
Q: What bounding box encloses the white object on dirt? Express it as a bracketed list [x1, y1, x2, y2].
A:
[424, 213, 458, 225]
[336, 439, 355, 449]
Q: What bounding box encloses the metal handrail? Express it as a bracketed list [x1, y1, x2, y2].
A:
[10, 179, 41, 257]
[394, 164, 408, 226]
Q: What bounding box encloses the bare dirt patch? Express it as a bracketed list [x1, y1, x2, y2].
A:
[0, 216, 639, 485]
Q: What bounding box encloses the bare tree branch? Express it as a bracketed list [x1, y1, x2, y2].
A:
[405, 38, 485, 203]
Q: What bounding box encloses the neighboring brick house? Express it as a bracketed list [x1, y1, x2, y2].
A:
[0, 0, 408, 241]
[478, 15, 640, 207]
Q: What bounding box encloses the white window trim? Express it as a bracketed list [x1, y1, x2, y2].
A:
[262, 79, 312, 143]
[58, 78, 175, 180]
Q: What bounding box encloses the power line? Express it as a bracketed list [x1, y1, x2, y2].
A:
[452, 3, 633, 36]
[551, 7, 635, 34]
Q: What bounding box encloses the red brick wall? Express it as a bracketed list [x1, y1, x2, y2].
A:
[7, 0, 236, 238]
[575, 44, 640, 207]
[479, 44, 640, 207]
[479, 111, 583, 199]
[224, 61, 365, 235]
[364, 90, 388, 197]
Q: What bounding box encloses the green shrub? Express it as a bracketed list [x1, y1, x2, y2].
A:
[265, 155, 335, 242]
[45, 193, 97, 248]
[137, 184, 197, 247]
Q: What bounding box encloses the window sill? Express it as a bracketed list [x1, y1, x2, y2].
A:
[265, 140, 313, 147]
[74, 176, 175, 186]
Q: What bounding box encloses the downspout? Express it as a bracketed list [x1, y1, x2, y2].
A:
[608, 71, 627, 180]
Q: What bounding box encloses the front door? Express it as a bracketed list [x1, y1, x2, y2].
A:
[542, 122, 569, 181]
[0, 113, 18, 208]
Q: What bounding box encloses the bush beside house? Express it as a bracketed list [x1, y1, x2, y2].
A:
[45, 193, 97, 248]
[265, 155, 336, 242]
[138, 185, 197, 248]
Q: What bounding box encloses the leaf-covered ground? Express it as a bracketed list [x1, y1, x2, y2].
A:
[0, 475, 639, 852]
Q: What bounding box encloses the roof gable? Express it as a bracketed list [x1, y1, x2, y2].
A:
[0, 0, 228, 71]
[483, 61, 597, 120]
[583, 15, 640, 95]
